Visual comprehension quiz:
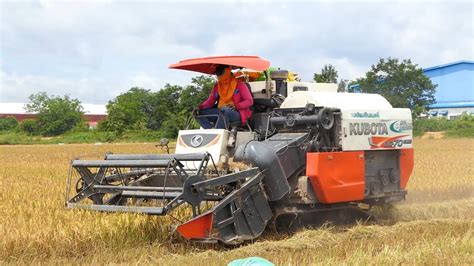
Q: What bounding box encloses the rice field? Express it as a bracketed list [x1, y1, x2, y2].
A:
[0, 138, 473, 264]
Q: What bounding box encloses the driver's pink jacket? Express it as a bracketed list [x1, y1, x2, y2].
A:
[199, 81, 253, 125]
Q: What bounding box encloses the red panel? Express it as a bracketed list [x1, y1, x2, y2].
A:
[176, 212, 213, 240]
[306, 151, 365, 203]
[0, 113, 36, 121]
[399, 148, 414, 189]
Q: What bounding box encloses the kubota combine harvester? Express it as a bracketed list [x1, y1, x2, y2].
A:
[65, 56, 414, 244]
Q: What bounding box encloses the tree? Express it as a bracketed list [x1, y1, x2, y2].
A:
[98, 75, 215, 137]
[146, 84, 182, 131]
[178, 75, 215, 112]
[190, 75, 215, 102]
[338, 79, 349, 92]
[147, 75, 214, 135]
[0, 117, 19, 131]
[25, 92, 84, 136]
[355, 58, 437, 116]
[313, 64, 338, 83]
[98, 87, 151, 133]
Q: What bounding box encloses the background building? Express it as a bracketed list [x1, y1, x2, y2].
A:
[424, 60, 474, 119]
[0, 103, 107, 128]
[348, 60, 474, 119]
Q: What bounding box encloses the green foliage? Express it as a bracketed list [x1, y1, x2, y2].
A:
[146, 84, 182, 131]
[187, 75, 215, 108]
[337, 79, 348, 92]
[120, 130, 164, 142]
[355, 58, 436, 116]
[445, 115, 474, 137]
[414, 115, 474, 137]
[25, 92, 84, 136]
[347, 80, 359, 93]
[313, 64, 338, 83]
[70, 121, 90, 133]
[99, 75, 215, 138]
[59, 131, 118, 143]
[414, 118, 449, 136]
[98, 87, 150, 133]
[0, 129, 174, 144]
[445, 127, 474, 138]
[0, 131, 42, 145]
[0, 116, 19, 131]
[19, 119, 40, 135]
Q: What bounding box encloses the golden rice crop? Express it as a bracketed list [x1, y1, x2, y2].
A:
[0, 139, 473, 264]
[407, 138, 474, 202]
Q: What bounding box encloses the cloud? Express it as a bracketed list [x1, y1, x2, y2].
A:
[0, 70, 118, 104]
[1, 0, 472, 104]
[130, 72, 162, 91]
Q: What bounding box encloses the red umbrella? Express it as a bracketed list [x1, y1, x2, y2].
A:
[169, 55, 271, 74]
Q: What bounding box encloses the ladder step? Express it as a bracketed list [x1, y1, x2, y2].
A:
[66, 203, 166, 215]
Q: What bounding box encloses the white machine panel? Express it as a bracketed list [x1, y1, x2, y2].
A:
[281, 91, 393, 110]
[287, 82, 337, 95]
[175, 129, 229, 165]
[340, 109, 413, 151]
[247, 81, 337, 99]
[247, 81, 275, 99]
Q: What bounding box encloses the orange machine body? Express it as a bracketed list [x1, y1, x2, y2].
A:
[306, 148, 414, 204]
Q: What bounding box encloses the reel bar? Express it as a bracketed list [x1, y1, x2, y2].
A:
[120, 190, 182, 199]
[71, 159, 172, 168]
[67, 203, 166, 215]
[105, 152, 209, 161]
[93, 184, 183, 192]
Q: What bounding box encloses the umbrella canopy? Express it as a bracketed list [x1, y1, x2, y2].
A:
[169, 55, 271, 75]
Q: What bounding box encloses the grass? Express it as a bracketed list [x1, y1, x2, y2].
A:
[0, 139, 473, 264]
[0, 130, 165, 145]
[413, 115, 474, 137]
[1, 114, 473, 145]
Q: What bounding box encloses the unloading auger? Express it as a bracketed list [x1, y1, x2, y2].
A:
[65, 56, 414, 244]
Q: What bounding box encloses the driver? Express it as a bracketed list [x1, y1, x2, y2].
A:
[197, 65, 253, 129]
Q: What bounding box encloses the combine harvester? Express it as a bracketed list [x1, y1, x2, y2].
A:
[65, 56, 413, 244]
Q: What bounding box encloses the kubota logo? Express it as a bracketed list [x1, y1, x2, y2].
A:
[389, 120, 413, 133]
[350, 122, 388, 135]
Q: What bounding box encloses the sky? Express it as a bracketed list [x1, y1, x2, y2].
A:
[1, 0, 473, 104]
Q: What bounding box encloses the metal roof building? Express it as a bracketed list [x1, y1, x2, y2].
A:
[423, 60, 474, 118]
[348, 60, 474, 118]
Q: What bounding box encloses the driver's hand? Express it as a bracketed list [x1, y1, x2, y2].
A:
[223, 104, 236, 111]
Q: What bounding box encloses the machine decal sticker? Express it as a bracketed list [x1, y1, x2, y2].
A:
[369, 135, 410, 149]
[190, 135, 204, 147]
[351, 111, 380, 118]
[389, 120, 413, 133]
[178, 134, 219, 148]
[349, 122, 388, 135]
